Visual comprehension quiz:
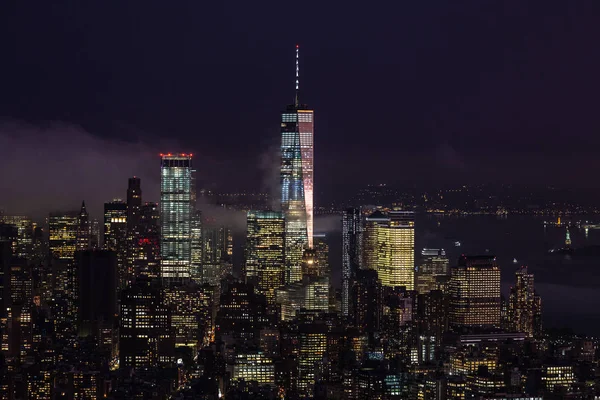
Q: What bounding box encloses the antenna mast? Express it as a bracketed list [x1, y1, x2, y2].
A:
[295, 44, 299, 107]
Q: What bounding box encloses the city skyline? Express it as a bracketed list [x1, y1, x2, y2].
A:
[1, 3, 600, 398]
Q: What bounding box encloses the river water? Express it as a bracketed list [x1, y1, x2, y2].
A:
[317, 214, 600, 336]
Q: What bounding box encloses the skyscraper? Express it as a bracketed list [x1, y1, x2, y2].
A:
[126, 177, 142, 279]
[0, 215, 33, 259]
[76, 201, 90, 251]
[362, 210, 415, 289]
[200, 217, 232, 287]
[244, 210, 285, 303]
[415, 248, 449, 294]
[351, 269, 383, 333]
[281, 45, 314, 284]
[508, 266, 542, 337]
[49, 211, 79, 261]
[449, 255, 501, 330]
[342, 208, 362, 316]
[160, 154, 195, 283]
[103, 200, 128, 289]
[119, 279, 175, 368]
[76, 250, 117, 337]
[134, 202, 160, 280]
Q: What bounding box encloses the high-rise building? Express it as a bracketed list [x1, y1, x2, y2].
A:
[449, 255, 501, 330]
[228, 352, 275, 386]
[0, 241, 12, 318]
[200, 217, 232, 287]
[416, 249, 449, 294]
[76, 201, 91, 251]
[297, 322, 327, 397]
[127, 177, 142, 233]
[103, 200, 128, 290]
[0, 223, 18, 256]
[160, 154, 195, 283]
[163, 282, 213, 348]
[49, 211, 79, 261]
[362, 210, 415, 289]
[126, 177, 143, 281]
[312, 234, 329, 277]
[190, 210, 203, 282]
[351, 269, 383, 333]
[508, 266, 542, 337]
[76, 250, 117, 337]
[342, 208, 362, 316]
[276, 276, 329, 321]
[134, 202, 161, 280]
[119, 279, 175, 368]
[0, 215, 33, 259]
[244, 211, 285, 303]
[281, 45, 314, 284]
[215, 281, 269, 341]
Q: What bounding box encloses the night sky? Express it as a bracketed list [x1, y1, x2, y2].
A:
[1, 1, 599, 217]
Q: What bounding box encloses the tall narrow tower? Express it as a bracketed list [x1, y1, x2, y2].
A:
[281, 45, 314, 284]
[160, 153, 195, 284]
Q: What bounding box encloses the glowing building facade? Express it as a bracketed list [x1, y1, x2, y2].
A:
[363, 211, 415, 289]
[281, 45, 314, 284]
[245, 211, 285, 303]
[508, 266, 542, 337]
[449, 255, 501, 329]
[160, 154, 195, 283]
[49, 211, 79, 261]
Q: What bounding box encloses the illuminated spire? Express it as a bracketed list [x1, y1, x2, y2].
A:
[295, 44, 299, 107]
[565, 227, 571, 247]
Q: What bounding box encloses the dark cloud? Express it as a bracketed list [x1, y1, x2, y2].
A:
[0, 120, 172, 220]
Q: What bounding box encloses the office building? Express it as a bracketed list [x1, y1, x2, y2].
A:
[76, 201, 91, 251]
[104, 200, 128, 290]
[216, 280, 269, 341]
[281, 45, 314, 284]
[449, 255, 501, 329]
[119, 279, 176, 368]
[508, 266, 542, 337]
[200, 217, 232, 287]
[229, 352, 275, 386]
[244, 211, 285, 303]
[276, 276, 329, 321]
[362, 210, 415, 289]
[0, 215, 33, 259]
[134, 202, 160, 280]
[126, 177, 142, 280]
[351, 269, 383, 333]
[160, 153, 195, 283]
[342, 207, 362, 316]
[190, 210, 202, 282]
[163, 282, 213, 348]
[416, 248, 449, 294]
[49, 211, 79, 260]
[76, 250, 117, 337]
[297, 322, 327, 397]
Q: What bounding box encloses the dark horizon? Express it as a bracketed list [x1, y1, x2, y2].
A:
[1, 1, 600, 218]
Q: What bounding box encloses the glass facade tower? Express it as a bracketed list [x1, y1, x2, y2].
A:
[160, 154, 195, 283]
[281, 45, 314, 284]
[245, 211, 285, 303]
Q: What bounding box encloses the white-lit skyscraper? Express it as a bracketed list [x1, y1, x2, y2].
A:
[281, 45, 314, 284]
[342, 208, 362, 316]
[160, 153, 195, 284]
